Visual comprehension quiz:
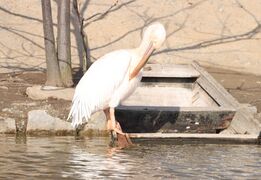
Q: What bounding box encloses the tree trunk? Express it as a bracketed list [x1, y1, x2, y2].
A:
[73, 0, 91, 74]
[81, 22, 91, 73]
[57, 0, 73, 87]
[41, 0, 63, 87]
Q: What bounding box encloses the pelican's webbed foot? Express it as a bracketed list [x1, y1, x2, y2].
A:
[105, 108, 133, 147]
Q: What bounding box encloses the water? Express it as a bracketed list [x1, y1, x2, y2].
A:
[0, 136, 260, 179]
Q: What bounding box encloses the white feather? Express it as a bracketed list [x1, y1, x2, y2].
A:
[68, 50, 135, 128]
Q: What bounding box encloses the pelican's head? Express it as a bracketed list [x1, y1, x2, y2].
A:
[130, 22, 166, 79]
[142, 22, 166, 50]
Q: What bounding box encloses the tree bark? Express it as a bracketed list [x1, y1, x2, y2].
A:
[41, 0, 63, 87]
[57, 0, 73, 87]
[73, 0, 91, 73]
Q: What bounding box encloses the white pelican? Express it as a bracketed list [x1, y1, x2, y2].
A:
[68, 22, 166, 140]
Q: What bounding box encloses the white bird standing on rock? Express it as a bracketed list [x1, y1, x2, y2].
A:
[68, 22, 166, 138]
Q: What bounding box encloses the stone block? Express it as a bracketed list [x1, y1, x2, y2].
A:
[27, 110, 74, 134]
[0, 116, 16, 133]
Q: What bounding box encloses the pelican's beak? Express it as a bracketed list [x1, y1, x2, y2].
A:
[143, 42, 155, 62]
[129, 42, 155, 80]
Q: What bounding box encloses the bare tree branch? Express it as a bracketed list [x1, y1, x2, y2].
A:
[83, 0, 119, 22]
[155, 24, 261, 54]
[83, 0, 135, 27]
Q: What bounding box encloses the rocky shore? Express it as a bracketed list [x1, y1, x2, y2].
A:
[0, 72, 107, 136]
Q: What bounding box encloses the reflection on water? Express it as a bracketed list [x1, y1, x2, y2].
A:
[0, 135, 260, 179]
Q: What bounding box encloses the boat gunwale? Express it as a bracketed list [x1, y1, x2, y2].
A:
[117, 105, 236, 113]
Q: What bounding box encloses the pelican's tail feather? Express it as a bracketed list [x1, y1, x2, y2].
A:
[67, 96, 91, 128]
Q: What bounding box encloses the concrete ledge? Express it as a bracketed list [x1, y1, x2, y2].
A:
[26, 85, 74, 101]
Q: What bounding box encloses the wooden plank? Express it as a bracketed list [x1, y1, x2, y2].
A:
[143, 64, 200, 78]
[192, 61, 239, 107]
[121, 87, 194, 107]
[192, 83, 219, 107]
[128, 133, 260, 144]
[192, 61, 261, 134]
[117, 106, 235, 112]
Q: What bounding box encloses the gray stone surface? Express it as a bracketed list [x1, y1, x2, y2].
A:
[27, 110, 107, 135]
[27, 110, 74, 132]
[0, 116, 16, 133]
[82, 111, 107, 131]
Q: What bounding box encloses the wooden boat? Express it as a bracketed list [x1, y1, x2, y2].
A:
[115, 62, 261, 144]
[116, 62, 237, 134]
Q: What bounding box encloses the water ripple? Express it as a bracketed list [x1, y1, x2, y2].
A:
[0, 136, 260, 179]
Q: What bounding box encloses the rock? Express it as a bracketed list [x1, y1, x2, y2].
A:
[27, 110, 108, 136]
[0, 86, 8, 90]
[2, 108, 12, 113]
[240, 103, 257, 114]
[80, 111, 107, 136]
[0, 116, 16, 133]
[11, 102, 37, 106]
[27, 110, 74, 135]
[2, 107, 23, 115]
[26, 85, 74, 101]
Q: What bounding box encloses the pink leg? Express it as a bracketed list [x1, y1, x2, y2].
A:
[109, 108, 125, 135]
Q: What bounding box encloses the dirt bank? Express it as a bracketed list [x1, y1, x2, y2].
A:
[0, 0, 261, 75]
[0, 72, 71, 133]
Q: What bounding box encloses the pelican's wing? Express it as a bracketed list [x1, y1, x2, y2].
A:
[68, 50, 132, 128]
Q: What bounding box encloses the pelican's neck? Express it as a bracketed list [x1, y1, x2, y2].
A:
[137, 36, 151, 57]
[129, 36, 152, 74]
